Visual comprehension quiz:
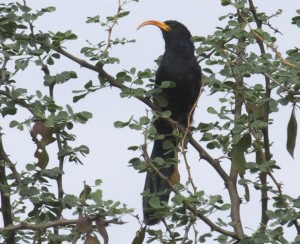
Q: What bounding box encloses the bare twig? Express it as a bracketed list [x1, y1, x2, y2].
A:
[181, 219, 195, 244]
[103, 0, 122, 52]
[162, 219, 176, 244]
[180, 87, 204, 194]
[182, 86, 204, 146]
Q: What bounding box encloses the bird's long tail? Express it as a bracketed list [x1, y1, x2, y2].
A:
[143, 136, 180, 225]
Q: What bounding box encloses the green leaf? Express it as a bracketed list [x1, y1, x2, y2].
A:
[160, 81, 175, 88]
[11, 88, 27, 98]
[95, 179, 102, 186]
[20, 186, 39, 197]
[26, 164, 36, 171]
[139, 116, 150, 125]
[128, 157, 145, 171]
[90, 189, 103, 205]
[119, 11, 130, 18]
[36, 90, 42, 98]
[84, 80, 93, 89]
[15, 59, 29, 70]
[199, 233, 213, 243]
[56, 111, 68, 121]
[78, 111, 93, 121]
[66, 104, 73, 115]
[73, 93, 87, 103]
[132, 226, 146, 244]
[47, 57, 54, 65]
[9, 120, 19, 128]
[207, 107, 218, 114]
[114, 120, 130, 128]
[287, 107, 297, 158]
[130, 67, 136, 74]
[66, 122, 73, 130]
[153, 110, 172, 118]
[171, 194, 185, 205]
[221, 0, 231, 6]
[251, 120, 268, 129]
[77, 145, 89, 155]
[44, 74, 55, 85]
[63, 194, 79, 207]
[128, 146, 139, 151]
[148, 196, 161, 208]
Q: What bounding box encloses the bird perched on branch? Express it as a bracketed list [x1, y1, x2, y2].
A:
[137, 20, 202, 225]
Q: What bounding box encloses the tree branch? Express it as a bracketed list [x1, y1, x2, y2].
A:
[248, 0, 271, 229]
[0, 90, 34, 115]
[54, 46, 231, 183]
[0, 135, 15, 243]
[0, 217, 125, 234]
[0, 133, 22, 185]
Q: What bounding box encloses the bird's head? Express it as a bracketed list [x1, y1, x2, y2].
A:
[137, 20, 192, 43]
[137, 20, 194, 54]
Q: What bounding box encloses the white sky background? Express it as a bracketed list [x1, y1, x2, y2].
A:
[2, 0, 300, 243]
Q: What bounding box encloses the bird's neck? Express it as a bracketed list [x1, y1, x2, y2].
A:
[165, 39, 195, 57]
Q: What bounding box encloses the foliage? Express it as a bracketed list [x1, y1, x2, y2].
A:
[1, 0, 300, 243]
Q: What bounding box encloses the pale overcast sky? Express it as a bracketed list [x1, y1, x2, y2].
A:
[2, 0, 300, 243]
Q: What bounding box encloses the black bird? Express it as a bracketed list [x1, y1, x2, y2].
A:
[138, 20, 202, 225]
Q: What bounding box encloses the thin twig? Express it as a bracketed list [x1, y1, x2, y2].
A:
[103, 0, 122, 52]
[162, 219, 176, 244]
[181, 219, 195, 244]
[180, 87, 204, 194]
[182, 86, 203, 145]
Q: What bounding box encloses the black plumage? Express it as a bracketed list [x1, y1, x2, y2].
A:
[138, 20, 202, 225]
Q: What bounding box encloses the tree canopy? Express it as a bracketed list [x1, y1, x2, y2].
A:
[1, 0, 300, 243]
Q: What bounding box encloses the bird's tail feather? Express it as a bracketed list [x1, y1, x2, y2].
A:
[143, 138, 179, 225]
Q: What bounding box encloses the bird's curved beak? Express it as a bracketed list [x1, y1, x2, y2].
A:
[137, 20, 171, 32]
